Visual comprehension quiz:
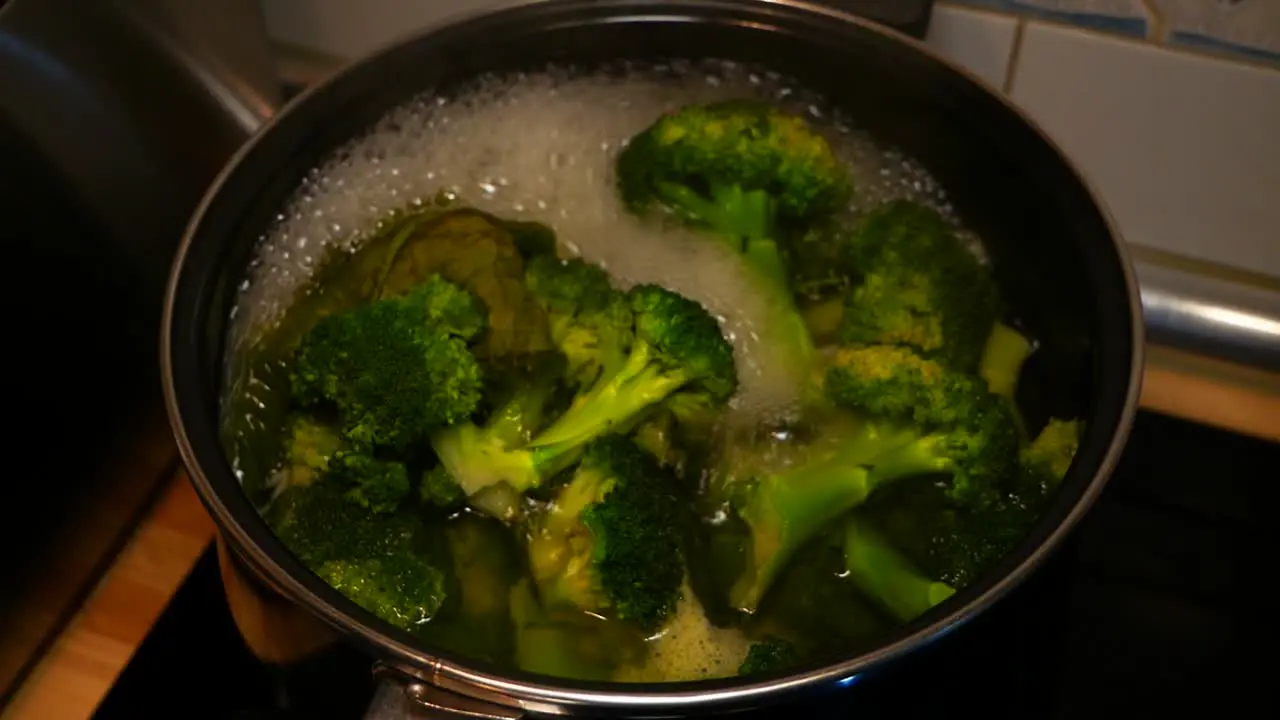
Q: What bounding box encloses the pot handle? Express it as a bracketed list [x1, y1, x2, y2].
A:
[363, 669, 525, 720]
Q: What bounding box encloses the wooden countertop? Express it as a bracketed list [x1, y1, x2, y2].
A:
[1, 346, 1276, 720]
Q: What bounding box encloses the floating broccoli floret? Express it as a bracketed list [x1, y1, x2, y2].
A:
[617, 100, 852, 396]
[527, 436, 685, 631]
[290, 275, 486, 450]
[524, 255, 633, 388]
[837, 200, 1002, 372]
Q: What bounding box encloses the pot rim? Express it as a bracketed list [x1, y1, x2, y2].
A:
[161, 0, 1146, 713]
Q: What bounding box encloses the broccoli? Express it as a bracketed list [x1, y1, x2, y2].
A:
[825, 345, 1020, 509]
[837, 200, 1002, 372]
[423, 351, 567, 520]
[269, 479, 447, 631]
[842, 515, 955, 622]
[617, 100, 852, 394]
[328, 450, 410, 515]
[525, 283, 737, 460]
[290, 275, 486, 450]
[722, 344, 1017, 612]
[526, 436, 685, 632]
[509, 579, 646, 681]
[928, 417, 1083, 587]
[979, 321, 1036, 438]
[279, 414, 344, 489]
[425, 278, 734, 523]
[524, 255, 633, 388]
[723, 434, 890, 613]
[738, 637, 799, 676]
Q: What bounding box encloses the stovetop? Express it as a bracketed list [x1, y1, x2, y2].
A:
[91, 410, 1276, 719]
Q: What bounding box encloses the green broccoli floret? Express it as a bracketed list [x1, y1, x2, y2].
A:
[527, 436, 684, 631]
[328, 450, 410, 515]
[738, 637, 799, 676]
[842, 515, 955, 622]
[269, 479, 447, 631]
[290, 276, 486, 450]
[526, 283, 737, 459]
[617, 100, 852, 394]
[928, 417, 1083, 587]
[279, 414, 344, 489]
[838, 200, 1002, 372]
[979, 321, 1036, 439]
[825, 345, 1020, 508]
[524, 255, 633, 388]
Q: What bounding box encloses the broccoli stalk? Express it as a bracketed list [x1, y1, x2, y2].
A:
[727, 440, 889, 613]
[842, 516, 954, 622]
[617, 100, 852, 395]
[979, 321, 1035, 439]
[524, 283, 737, 460]
[526, 436, 685, 631]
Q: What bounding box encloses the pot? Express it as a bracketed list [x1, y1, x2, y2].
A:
[161, 1, 1144, 717]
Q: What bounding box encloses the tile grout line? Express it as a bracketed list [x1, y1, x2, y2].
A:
[1002, 18, 1026, 95]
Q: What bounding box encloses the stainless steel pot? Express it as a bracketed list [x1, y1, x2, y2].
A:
[161, 1, 1145, 717]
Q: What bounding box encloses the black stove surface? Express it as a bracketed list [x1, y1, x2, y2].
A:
[92, 411, 1277, 719]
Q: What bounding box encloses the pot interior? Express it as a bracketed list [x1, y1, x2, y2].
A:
[164, 0, 1138, 711]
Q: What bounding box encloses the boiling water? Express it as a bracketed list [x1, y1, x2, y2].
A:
[229, 60, 957, 425]
[227, 60, 963, 682]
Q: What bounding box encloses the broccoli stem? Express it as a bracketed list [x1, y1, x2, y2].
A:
[979, 322, 1034, 439]
[730, 448, 896, 613]
[862, 433, 954, 487]
[843, 517, 955, 622]
[528, 341, 686, 453]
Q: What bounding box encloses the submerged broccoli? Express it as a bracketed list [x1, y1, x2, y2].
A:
[617, 100, 852, 393]
[279, 414, 344, 489]
[526, 436, 685, 631]
[843, 515, 955, 622]
[738, 637, 799, 677]
[290, 275, 486, 450]
[837, 200, 1002, 372]
[929, 417, 1083, 587]
[269, 479, 447, 631]
[722, 344, 1017, 613]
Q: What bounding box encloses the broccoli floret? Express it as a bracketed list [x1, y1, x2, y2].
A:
[327, 449, 410, 514]
[738, 637, 799, 677]
[929, 417, 1083, 587]
[617, 100, 851, 395]
[269, 480, 447, 631]
[527, 436, 684, 631]
[825, 345, 1020, 508]
[526, 283, 737, 459]
[843, 515, 955, 622]
[291, 276, 485, 449]
[838, 200, 1002, 372]
[279, 415, 344, 489]
[424, 351, 566, 520]
[525, 256, 633, 388]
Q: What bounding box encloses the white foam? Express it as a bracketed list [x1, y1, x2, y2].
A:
[228, 61, 957, 424]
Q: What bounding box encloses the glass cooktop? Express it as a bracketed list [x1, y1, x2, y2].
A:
[90, 411, 1276, 719]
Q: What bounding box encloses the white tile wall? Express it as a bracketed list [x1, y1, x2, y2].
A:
[1010, 21, 1280, 277]
[924, 4, 1020, 89]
